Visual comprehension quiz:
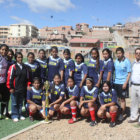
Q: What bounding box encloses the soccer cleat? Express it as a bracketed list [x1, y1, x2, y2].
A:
[20, 116, 25, 120]
[118, 114, 123, 122]
[68, 118, 76, 124]
[109, 122, 116, 127]
[29, 116, 34, 122]
[12, 118, 19, 122]
[90, 121, 97, 126]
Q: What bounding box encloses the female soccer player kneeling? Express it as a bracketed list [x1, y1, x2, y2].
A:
[27, 77, 46, 121]
[60, 77, 79, 124]
[79, 78, 99, 126]
[97, 81, 118, 127]
[48, 74, 65, 119]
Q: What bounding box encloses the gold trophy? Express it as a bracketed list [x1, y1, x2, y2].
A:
[44, 80, 51, 123]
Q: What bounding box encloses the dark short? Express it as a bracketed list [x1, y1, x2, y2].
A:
[64, 101, 79, 110]
[64, 104, 71, 110]
[26, 104, 44, 114]
[83, 103, 89, 108]
[82, 102, 98, 109]
[0, 83, 10, 102]
[113, 84, 129, 98]
[49, 106, 55, 111]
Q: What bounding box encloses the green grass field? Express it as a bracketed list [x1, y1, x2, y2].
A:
[0, 115, 40, 139]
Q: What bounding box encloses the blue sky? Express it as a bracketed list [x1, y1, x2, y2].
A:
[0, 0, 140, 28]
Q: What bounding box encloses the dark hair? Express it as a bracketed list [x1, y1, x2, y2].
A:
[102, 48, 112, 59]
[90, 47, 100, 71]
[38, 49, 45, 54]
[53, 74, 61, 80]
[75, 53, 84, 63]
[51, 74, 61, 94]
[67, 76, 75, 85]
[51, 46, 58, 53]
[102, 81, 112, 92]
[8, 49, 14, 56]
[116, 47, 124, 54]
[33, 77, 41, 84]
[27, 52, 35, 58]
[135, 47, 140, 53]
[0, 44, 9, 50]
[86, 77, 94, 85]
[15, 52, 23, 60]
[63, 49, 71, 55]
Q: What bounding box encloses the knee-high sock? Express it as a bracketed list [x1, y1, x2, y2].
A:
[89, 107, 95, 121]
[110, 111, 117, 122]
[29, 109, 35, 117]
[71, 106, 77, 120]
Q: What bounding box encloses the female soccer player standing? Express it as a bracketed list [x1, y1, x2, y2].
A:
[63, 49, 75, 85]
[74, 53, 87, 88]
[25, 52, 41, 83]
[48, 46, 64, 82]
[88, 48, 103, 87]
[102, 48, 114, 83]
[36, 49, 47, 84]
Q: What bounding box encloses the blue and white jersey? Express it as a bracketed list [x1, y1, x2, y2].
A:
[74, 62, 87, 86]
[25, 61, 41, 82]
[102, 58, 114, 83]
[49, 82, 65, 103]
[48, 56, 64, 82]
[63, 58, 75, 85]
[88, 58, 103, 85]
[99, 89, 117, 105]
[80, 86, 99, 101]
[27, 87, 46, 106]
[66, 85, 79, 99]
[0, 55, 8, 83]
[36, 58, 48, 83]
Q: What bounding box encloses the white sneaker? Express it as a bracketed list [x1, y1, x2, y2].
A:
[13, 118, 19, 122]
[20, 116, 25, 120]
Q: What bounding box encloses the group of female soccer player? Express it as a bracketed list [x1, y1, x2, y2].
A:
[0, 44, 130, 128]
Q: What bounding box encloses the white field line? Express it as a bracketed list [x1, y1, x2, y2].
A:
[1, 120, 47, 140]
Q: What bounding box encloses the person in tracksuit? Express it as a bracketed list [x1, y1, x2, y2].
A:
[7, 52, 30, 122]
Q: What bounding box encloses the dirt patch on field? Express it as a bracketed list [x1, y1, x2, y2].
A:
[9, 99, 140, 140]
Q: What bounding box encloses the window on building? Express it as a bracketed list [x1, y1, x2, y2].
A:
[80, 43, 87, 47]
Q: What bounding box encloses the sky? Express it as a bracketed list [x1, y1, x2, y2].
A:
[0, 0, 140, 28]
